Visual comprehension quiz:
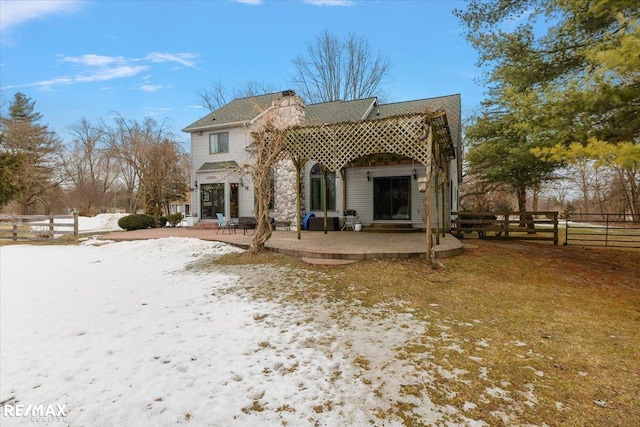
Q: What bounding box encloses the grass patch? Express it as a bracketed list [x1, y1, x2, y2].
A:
[211, 239, 639, 426]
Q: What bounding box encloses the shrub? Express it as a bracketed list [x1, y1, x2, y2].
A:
[118, 214, 156, 231]
[157, 216, 167, 228]
[166, 212, 184, 227]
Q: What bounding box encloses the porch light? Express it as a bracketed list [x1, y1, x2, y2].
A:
[367, 171, 371, 181]
[194, 180, 198, 188]
[412, 168, 417, 180]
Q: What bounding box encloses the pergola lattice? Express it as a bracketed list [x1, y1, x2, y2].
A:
[281, 109, 453, 172]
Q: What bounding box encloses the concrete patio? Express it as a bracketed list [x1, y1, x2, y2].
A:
[98, 227, 463, 262]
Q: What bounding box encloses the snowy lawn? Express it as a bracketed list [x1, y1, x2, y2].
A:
[0, 238, 478, 426]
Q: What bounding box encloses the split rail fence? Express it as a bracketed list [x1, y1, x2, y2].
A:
[1, 214, 79, 241]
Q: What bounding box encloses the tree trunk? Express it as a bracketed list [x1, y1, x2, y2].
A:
[249, 167, 273, 254]
[516, 184, 534, 230]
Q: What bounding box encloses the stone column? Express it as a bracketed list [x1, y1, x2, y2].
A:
[265, 93, 306, 230]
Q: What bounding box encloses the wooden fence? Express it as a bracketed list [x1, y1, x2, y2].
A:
[452, 211, 559, 245]
[1, 214, 79, 241]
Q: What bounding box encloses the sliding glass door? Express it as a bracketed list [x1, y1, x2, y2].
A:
[373, 176, 411, 220]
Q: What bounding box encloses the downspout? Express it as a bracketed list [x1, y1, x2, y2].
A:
[340, 169, 347, 212]
[295, 158, 303, 240]
[322, 167, 328, 234]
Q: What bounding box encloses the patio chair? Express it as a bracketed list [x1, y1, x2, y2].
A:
[215, 212, 237, 234]
[342, 215, 358, 231]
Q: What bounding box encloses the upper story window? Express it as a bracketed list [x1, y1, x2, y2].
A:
[209, 132, 229, 154]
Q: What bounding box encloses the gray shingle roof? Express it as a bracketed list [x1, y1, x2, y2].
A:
[182, 92, 285, 132]
[305, 98, 376, 126]
[372, 94, 462, 149]
[369, 94, 461, 121]
[183, 91, 461, 149]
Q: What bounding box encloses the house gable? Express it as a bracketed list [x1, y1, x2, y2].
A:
[182, 91, 289, 133]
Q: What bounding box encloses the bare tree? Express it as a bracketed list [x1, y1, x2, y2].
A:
[62, 118, 117, 215]
[197, 81, 228, 112]
[107, 115, 186, 216]
[292, 30, 392, 103]
[198, 80, 277, 112]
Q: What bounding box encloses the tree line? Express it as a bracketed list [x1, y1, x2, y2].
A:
[455, 0, 639, 222]
[0, 93, 188, 216]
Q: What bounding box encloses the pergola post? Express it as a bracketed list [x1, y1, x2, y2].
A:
[322, 166, 328, 234]
[292, 156, 305, 240]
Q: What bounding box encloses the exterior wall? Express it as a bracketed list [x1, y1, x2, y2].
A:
[301, 162, 449, 229]
[190, 125, 255, 220]
[344, 164, 427, 227]
[189, 95, 306, 224]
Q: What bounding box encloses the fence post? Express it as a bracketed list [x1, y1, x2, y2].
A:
[503, 212, 509, 238]
[74, 212, 79, 238]
[605, 215, 609, 247]
[564, 218, 569, 246]
[553, 212, 558, 245]
[12, 216, 17, 241]
[49, 215, 55, 238]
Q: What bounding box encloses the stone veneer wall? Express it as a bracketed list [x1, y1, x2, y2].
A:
[254, 93, 306, 230]
[273, 159, 305, 230]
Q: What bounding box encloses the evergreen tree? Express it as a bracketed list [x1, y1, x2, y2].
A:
[0, 93, 62, 214]
[455, 0, 639, 216]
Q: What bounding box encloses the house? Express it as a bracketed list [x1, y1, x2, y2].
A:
[182, 90, 461, 231]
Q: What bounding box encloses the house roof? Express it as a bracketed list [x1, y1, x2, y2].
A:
[197, 161, 239, 172]
[305, 98, 377, 126]
[183, 92, 287, 132]
[183, 91, 461, 149]
[368, 95, 460, 120]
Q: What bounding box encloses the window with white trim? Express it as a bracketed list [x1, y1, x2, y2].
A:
[209, 132, 229, 154]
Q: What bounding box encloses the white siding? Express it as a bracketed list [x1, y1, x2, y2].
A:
[190, 125, 255, 220]
[301, 162, 446, 228]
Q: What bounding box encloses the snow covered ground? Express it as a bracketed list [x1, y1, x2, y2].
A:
[1, 236, 482, 426]
[76, 213, 127, 233]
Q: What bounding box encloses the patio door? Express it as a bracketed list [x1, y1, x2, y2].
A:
[373, 176, 411, 220]
[200, 183, 225, 219]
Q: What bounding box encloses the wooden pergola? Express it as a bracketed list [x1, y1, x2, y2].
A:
[278, 109, 455, 264]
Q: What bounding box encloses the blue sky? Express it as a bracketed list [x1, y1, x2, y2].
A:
[0, 0, 483, 144]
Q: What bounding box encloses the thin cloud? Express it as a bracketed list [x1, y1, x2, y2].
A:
[60, 54, 129, 67]
[0, 0, 84, 32]
[74, 65, 149, 83]
[3, 51, 199, 91]
[144, 52, 202, 71]
[139, 84, 163, 93]
[232, 0, 263, 4]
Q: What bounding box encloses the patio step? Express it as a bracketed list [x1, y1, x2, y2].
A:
[363, 223, 422, 233]
[189, 221, 220, 230]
